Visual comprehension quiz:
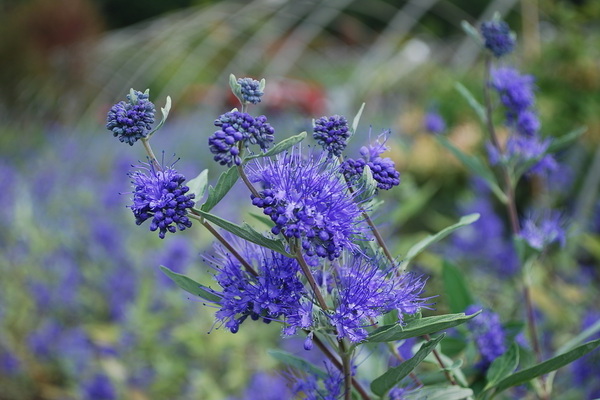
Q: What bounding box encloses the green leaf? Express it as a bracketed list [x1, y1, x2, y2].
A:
[351, 102, 366, 134]
[404, 385, 473, 400]
[371, 334, 446, 396]
[244, 131, 307, 161]
[197, 209, 293, 257]
[547, 126, 586, 153]
[554, 318, 600, 356]
[268, 349, 327, 379]
[367, 312, 480, 343]
[399, 213, 480, 271]
[148, 95, 172, 137]
[492, 338, 600, 394]
[159, 266, 221, 303]
[442, 261, 473, 314]
[200, 165, 239, 212]
[435, 135, 507, 203]
[485, 342, 519, 389]
[186, 169, 209, 200]
[455, 82, 486, 123]
[461, 20, 483, 46]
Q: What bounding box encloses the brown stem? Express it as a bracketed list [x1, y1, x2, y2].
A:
[237, 164, 261, 198]
[294, 245, 329, 311]
[141, 138, 161, 171]
[387, 342, 423, 387]
[188, 212, 258, 277]
[424, 334, 456, 385]
[339, 340, 352, 400]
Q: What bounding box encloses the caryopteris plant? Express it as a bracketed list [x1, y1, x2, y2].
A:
[106, 17, 600, 400]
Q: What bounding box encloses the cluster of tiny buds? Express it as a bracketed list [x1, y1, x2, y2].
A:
[313, 115, 350, 157]
[238, 77, 264, 105]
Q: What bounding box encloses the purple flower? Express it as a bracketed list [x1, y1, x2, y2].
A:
[341, 131, 400, 191]
[424, 111, 446, 134]
[481, 20, 515, 58]
[521, 209, 566, 250]
[228, 372, 292, 400]
[128, 161, 195, 239]
[82, 373, 117, 400]
[313, 115, 351, 156]
[237, 77, 264, 104]
[249, 149, 363, 260]
[292, 361, 346, 400]
[106, 89, 155, 145]
[572, 312, 600, 398]
[329, 256, 431, 343]
[490, 67, 536, 124]
[0, 349, 20, 375]
[465, 306, 506, 370]
[209, 111, 275, 166]
[208, 240, 309, 335]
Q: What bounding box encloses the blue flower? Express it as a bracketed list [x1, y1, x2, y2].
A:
[328, 256, 431, 343]
[341, 131, 400, 191]
[209, 111, 275, 166]
[481, 20, 515, 58]
[313, 115, 351, 157]
[249, 148, 363, 260]
[521, 209, 566, 250]
[490, 67, 536, 125]
[237, 77, 264, 104]
[292, 361, 346, 400]
[465, 306, 506, 370]
[424, 111, 446, 134]
[106, 90, 155, 145]
[208, 239, 309, 335]
[82, 373, 117, 400]
[128, 161, 195, 239]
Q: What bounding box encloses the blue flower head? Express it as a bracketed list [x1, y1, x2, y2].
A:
[208, 239, 310, 335]
[237, 77, 264, 104]
[82, 373, 117, 400]
[128, 160, 195, 239]
[249, 148, 363, 260]
[424, 111, 446, 134]
[465, 306, 506, 370]
[341, 130, 400, 191]
[490, 67, 538, 134]
[208, 111, 275, 166]
[521, 209, 566, 251]
[106, 89, 155, 145]
[313, 115, 351, 157]
[329, 256, 431, 343]
[292, 361, 347, 400]
[481, 19, 515, 58]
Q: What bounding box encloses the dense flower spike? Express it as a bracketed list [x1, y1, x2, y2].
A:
[106, 90, 155, 145]
[208, 111, 275, 166]
[208, 240, 309, 334]
[465, 306, 507, 370]
[521, 210, 566, 250]
[328, 256, 430, 343]
[424, 111, 446, 134]
[128, 161, 195, 239]
[249, 149, 363, 260]
[237, 77, 264, 104]
[480, 19, 515, 58]
[313, 115, 351, 156]
[490, 66, 538, 135]
[341, 132, 400, 190]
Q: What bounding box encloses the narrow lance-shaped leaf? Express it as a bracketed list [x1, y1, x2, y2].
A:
[455, 82, 486, 123]
[367, 312, 480, 343]
[268, 349, 327, 379]
[485, 342, 520, 390]
[244, 131, 307, 161]
[197, 209, 293, 257]
[399, 213, 480, 271]
[491, 338, 600, 395]
[351, 102, 366, 135]
[159, 266, 222, 303]
[435, 135, 507, 203]
[200, 165, 239, 212]
[371, 334, 446, 396]
[186, 169, 209, 200]
[404, 385, 474, 400]
[442, 261, 474, 314]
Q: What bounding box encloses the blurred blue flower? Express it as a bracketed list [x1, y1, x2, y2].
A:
[82, 373, 117, 400]
[424, 111, 446, 134]
[229, 372, 292, 400]
[480, 19, 515, 58]
[465, 305, 506, 370]
[521, 209, 566, 251]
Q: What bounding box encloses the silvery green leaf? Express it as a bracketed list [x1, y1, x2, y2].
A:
[461, 20, 483, 46]
[147, 95, 172, 137]
[200, 165, 239, 212]
[244, 131, 307, 161]
[159, 266, 221, 303]
[186, 169, 209, 200]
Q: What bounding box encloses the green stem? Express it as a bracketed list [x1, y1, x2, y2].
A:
[141, 138, 161, 171]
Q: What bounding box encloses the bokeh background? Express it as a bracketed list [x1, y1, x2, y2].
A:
[1, 0, 599, 399]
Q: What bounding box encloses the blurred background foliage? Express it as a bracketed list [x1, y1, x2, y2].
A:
[1, 0, 599, 399]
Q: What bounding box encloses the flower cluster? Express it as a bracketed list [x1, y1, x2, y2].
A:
[313, 115, 351, 157]
[208, 111, 275, 166]
[341, 132, 400, 190]
[208, 241, 309, 335]
[106, 90, 155, 145]
[328, 256, 430, 342]
[128, 162, 195, 239]
[480, 19, 515, 58]
[489, 66, 556, 174]
[465, 305, 507, 370]
[521, 210, 566, 251]
[292, 361, 346, 400]
[237, 77, 264, 104]
[249, 149, 363, 260]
